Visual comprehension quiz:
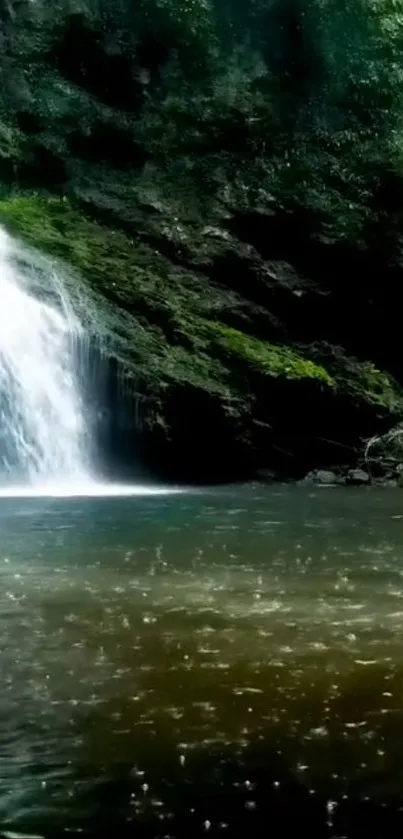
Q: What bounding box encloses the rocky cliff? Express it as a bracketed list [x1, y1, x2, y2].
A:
[1, 0, 403, 482]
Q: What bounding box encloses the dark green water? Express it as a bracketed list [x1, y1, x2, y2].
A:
[2, 485, 403, 838]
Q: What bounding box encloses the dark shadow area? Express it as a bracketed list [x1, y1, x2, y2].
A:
[47, 13, 143, 111]
[67, 121, 147, 169]
[76, 337, 393, 485]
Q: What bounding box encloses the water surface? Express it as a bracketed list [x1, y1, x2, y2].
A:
[1, 484, 403, 838]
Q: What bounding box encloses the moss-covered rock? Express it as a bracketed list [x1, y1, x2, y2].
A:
[207, 324, 334, 385]
[1, 192, 402, 480]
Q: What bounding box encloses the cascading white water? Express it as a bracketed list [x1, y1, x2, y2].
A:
[0, 226, 91, 487]
[0, 225, 183, 497]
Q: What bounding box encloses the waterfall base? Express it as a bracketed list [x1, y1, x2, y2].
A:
[0, 480, 184, 498]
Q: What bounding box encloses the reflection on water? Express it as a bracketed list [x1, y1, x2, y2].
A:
[1, 485, 403, 837]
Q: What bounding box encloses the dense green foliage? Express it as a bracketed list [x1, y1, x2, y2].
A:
[1, 0, 403, 242]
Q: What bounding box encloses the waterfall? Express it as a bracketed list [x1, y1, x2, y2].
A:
[0, 226, 92, 489]
[0, 225, 182, 497]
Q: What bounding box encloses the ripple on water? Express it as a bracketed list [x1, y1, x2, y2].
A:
[1, 489, 403, 834]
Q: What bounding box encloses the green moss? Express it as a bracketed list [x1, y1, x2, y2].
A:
[207, 323, 335, 384]
[0, 194, 336, 422]
[0, 195, 143, 295]
[339, 359, 403, 413]
[0, 193, 237, 392]
[309, 344, 403, 415]
[0, 194, 195, 328]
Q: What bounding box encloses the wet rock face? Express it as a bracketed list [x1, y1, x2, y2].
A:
[346, 468, 370, 486]
[0, 1, 403, 482]
[302, 468, 372, 488]
[302, 470, 341, 486]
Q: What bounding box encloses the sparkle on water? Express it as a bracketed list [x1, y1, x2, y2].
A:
[1, 485, 403, 838]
